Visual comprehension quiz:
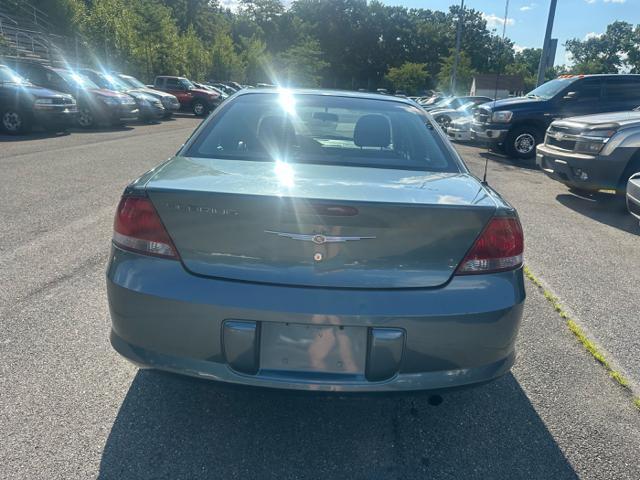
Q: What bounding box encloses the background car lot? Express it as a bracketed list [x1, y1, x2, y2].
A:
[1, 118, 639, 479]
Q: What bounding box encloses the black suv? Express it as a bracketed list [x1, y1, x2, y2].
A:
[0, 64, 77, 134]
[471, 74, 640, 159]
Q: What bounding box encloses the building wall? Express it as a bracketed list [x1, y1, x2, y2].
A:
[472, 88, 511, 100]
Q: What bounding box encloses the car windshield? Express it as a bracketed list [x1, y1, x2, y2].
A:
[0, 66, 30, 85]
[56, 70, 99, 89]
[119, 74, 146, 89]
[456, 102, 476, 112]
[186, 92, 457, 172]
[180, 79, 195, 89]
[526, 78, 576, 100]
[99, 73, 131, 91]
[432, 97, 455, 108]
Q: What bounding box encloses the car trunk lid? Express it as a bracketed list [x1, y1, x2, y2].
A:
[145, 157, 497, 288]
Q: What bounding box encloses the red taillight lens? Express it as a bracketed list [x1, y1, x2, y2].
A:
[456, 216, 524, 274]
[113, 196, 178, 259]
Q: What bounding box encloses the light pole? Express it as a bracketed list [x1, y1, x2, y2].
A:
[536, 0, 557, 87]
[451, 0, 464, 95]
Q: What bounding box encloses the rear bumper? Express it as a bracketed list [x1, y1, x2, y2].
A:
[106, 246, 525, 392]
[536, 144, 629, 191]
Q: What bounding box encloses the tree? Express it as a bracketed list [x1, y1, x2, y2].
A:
[81, 0, 138, 70]
[505, 48, 550, 90]
[181, 25, 211, 81]
[16, 0, 591, 89]
[242, 36, 270, 85]
[130, 0, 184, 81]
[565, 21, 634, 73]
[209, 29, 246, 81]
[437, 50, 475, 95]
[384, 62, 428, 95]
[274, 38, 327, 87]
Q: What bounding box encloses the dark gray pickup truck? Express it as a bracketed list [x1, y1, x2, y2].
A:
[536, 109, 640, 195]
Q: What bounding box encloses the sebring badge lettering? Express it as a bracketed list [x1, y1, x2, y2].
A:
[165, 202, 239, 216]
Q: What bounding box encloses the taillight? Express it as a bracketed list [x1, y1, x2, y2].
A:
[113, 196, 178, 259]
[456, 216, 523, 274]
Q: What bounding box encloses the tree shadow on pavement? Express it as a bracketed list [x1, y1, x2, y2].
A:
[556, 192, 639, 236]
[99, 370, 578, 480]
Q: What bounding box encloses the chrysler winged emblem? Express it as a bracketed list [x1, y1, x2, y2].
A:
[265, 230, 375, 244]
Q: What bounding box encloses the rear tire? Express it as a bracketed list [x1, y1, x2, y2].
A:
[505, 125, 541, 160]
[1, 108, 31, 134]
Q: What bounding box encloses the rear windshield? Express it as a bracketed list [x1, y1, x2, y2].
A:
[186, 92, 457, 172]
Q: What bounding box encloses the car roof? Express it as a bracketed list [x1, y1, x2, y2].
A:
[234, 88, 418, 106]
[556, 73, 640, 79]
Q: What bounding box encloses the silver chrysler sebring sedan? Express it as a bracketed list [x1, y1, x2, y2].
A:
[107, 89, 525, 392]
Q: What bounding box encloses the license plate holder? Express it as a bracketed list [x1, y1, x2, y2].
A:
[260, 322, 367, 375]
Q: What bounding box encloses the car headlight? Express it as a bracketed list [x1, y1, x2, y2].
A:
[574, 129, 616, 154]
[121, 96, 136, 105]
[491, 111, 513, 123]
[34, 98, 54, 105]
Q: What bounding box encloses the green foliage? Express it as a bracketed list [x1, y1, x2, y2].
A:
[437, 50, 475, 95]
[81, 0, 138, 70]
[209, 29, 246, 82]
[28, 1, 640, 90]
[274, 38, 328, 87]
[565, 21, 636, 74]
[241, 36, 270, 85]
[181, 25, 211, 81]
[128, 0, 184, 81]
[384, 62, 428, 95]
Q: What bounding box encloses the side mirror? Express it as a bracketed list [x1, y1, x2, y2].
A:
[563, 91, 578, 100]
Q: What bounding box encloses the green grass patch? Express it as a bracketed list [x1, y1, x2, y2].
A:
[525, 264, 636, 410]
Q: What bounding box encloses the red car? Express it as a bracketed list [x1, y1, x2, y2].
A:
[152, 76, 221, 116]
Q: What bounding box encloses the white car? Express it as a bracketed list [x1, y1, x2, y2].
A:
[447, 117, 473, 142]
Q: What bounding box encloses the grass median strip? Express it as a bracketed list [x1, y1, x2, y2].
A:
[523, 265, 640, 411]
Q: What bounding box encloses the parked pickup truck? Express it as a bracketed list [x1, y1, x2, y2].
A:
[536, 109, 640, 194]
[472, 74, 640, 159]
[152, 76, 221, 116]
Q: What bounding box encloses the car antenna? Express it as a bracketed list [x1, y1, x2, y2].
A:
[483, 0, 511, 186]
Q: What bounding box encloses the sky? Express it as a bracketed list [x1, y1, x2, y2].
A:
[381, 0, 640, 66]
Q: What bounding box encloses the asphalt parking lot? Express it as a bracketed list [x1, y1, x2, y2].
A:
[1, 117, 639, 479]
